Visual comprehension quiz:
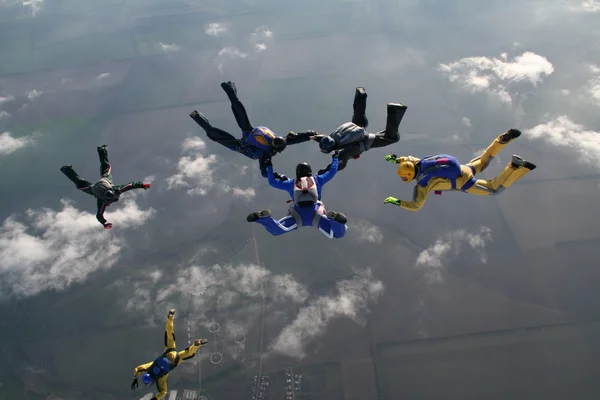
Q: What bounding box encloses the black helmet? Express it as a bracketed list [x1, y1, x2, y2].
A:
[272, 137, 287, 152]
[296, 163, 312, 178]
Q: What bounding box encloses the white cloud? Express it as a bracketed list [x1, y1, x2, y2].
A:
[589, 64, 600, 74]
[0, 95, 14, 104]
[205, 22, 229, 36]
[215, 46, 248, 73]
[158, 42, 181, 53]
[580, 0, 600, 12]
[438, 51, 554, 103]
[560, 89, 571, 95]
[269, 269, 384, 359]
[255, 43, 267, 52]
[525, 116, 600, 167]
[26, 89, 42, 101]
[461, 117, 472, 128]
[22, 0, 42, 14]
[95, 72, 111, 80]
[166, 137, 218, 196]
[0, 111, 10, 120]
[249, 25, 273, 53]
[415, 227, 492, 284]
[351, 221, 384, 244]
[0, 199, 155, 299]
[586, 77, 600, 105]
[231, 186, 256, 199]
[0, 131, 37, 156]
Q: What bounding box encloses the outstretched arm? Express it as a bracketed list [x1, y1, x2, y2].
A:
[285, 130, 318, 145]
[115, 181, 150, 194]
[384, 185, 429, 212]
[96, 199, 111, 228]
[315, 154, 339, 186]
[133, 362, 153, 378]
[267, 165, 294, 192]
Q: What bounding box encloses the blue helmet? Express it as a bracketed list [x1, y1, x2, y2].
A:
[142, 373, 153, 385]
[319, 136, 336, 153]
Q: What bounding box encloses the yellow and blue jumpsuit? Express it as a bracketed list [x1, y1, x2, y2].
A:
[389, 132, 535, 211]
[133, 313, 205, 400]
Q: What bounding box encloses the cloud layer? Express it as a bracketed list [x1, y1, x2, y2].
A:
[0, 131, 37, 156]
[415, 227, 492, 283]
[438, 51, 554, 103]
[0, 199, 155, 299]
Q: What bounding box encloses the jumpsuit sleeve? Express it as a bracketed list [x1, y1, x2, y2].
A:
[315, 156, 339, 186]
[399, 184, 430, 211]
[133, 362, 153, 378]
[286, 131, 318, 145]
[177, 342, 205, 361]
[311, 134, 325, 143]
[96, 199, 107, 225]
[115, 181, 145, 193]
[154, 376, 168, 400]
[267, 166, 294, 192]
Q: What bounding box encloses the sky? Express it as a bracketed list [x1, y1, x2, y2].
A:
[1, 0, 600, 399]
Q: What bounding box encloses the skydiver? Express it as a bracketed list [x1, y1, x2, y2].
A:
[189, 81, 314, 180]
[382, 129, 537, 211]
[246, 153, 347, 239]
[295, 87, 407, 174]
[60, 145, 151, 229]
[131, 309, 208, 400]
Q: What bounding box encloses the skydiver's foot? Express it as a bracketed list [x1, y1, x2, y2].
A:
[326, 211, 347, 224]
[60, 165, 73, 172]
[168, 309, 176, 319]
[355, 87, 367, 98]
[189, 110, 212, 131]
[221, 81, 237, 95]
[510, 155, 536, 170]
[499, 129, 521, 144]
[97, 145, 107, 151]
[247, 210, 271, 222]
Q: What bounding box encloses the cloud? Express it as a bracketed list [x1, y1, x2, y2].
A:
[0, 111, 10, 120]
[26, 89, 42, 101]
[158, 42, 181, 53]
[525, 116, 600, 167]
[580, 0, 600, 12]
[269, 269, 384, 359]
[1, 0, 43, 15]
[415, 227, 492, 284]
[0, 95, 14, 104]
[215, 46, 248, 73]
[249, 25, 273, 52]
[166, 137, 219, 195]
[0, 131, 37, 156]
[95, 73, 111, 81]
[0, 199, 155, 299]
[461, 117, 472, 128]
[351, 221, 384, 244]
[205, 22, 229, 36]
[438, 51, 554, 103]
[231, 186, 256, 199]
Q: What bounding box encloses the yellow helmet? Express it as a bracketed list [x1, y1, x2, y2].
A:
[397, 161, 416, 182]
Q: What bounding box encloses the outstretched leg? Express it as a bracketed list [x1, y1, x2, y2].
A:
[352, 87, 369, 128]
[221, 81, 254, 132]
[369, 103, 407, 149]
[247, 210, 297, 236]
[466, 129, 521, 174]
[318, 211, 348, 239]
[60, 165, 94, 195]
[164, 308, 176, 350]
[465, 155, 536, 195]
[190, 110, 245, 152]
[97, 145, 113, 183]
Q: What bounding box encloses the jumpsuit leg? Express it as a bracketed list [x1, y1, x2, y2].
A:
[254, 215, 298, 236]
[97, 145, 113, 184]
[466, 131, 515, 174]
[465, 160, 534, 196]
[369, 103, 407, 149]
[190, 110, 246, 152]
[352, 87, 369, 128]
[317, 216, 347, 239]
[221, 81, 254, 132]
[60, 166, 94, 195]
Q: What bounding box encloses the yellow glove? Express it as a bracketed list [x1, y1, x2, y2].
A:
[384, 196, 401, 206]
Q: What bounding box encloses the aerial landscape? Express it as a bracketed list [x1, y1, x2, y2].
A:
[1, 0, 600, 399]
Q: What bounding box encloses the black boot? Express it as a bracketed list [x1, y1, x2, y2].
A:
[189, 110, 212, 131]
[326, 211, 347, 224]
[221, 81, 237, 95]
[352, 87, 369, 128]
[510, 155, 536, 170]
[499, 129, 521, 144]
[247, 210, 271, 222]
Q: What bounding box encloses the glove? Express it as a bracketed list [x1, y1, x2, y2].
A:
[195, 338, 209, 346]
[384, 196, 401, 206]
[131, 378, 138, 390]
[142, 183, 151, 190]
[263, 158, 273, 168]
[332, 150, 339, 158]
[287, 131, 297, 137]
[384, 154, 398, 163]
[103, 223, 113, 230]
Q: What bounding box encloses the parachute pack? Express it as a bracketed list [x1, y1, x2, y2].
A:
[415, 154, 462, 188]
[147, 349, 179, 383]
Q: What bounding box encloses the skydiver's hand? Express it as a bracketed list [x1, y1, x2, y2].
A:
[131, 378, 138, 390]
[384, 196, 401, 206]
[195, 338, 209, 346]
[103, 223, 113, 230]
[332, 150, 339, 158]
[263, 158, 273, 168]
[384, 154, 398, 163]
[142, 183, 151, 190]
